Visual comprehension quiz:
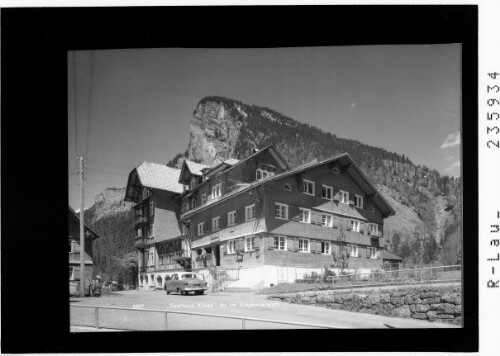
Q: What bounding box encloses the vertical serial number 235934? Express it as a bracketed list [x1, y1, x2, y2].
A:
[487, 72, 500, 149]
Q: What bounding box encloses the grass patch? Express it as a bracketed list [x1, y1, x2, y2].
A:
[257, 282, 334, 295]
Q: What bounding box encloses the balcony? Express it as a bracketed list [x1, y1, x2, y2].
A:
[139, 266, 156, 273]
[135, 215, 150, 226]
[369, 231, 383, 238]
[135, 237, 154, 246]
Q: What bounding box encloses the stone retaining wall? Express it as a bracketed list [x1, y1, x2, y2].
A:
[268, 284, 461, 325]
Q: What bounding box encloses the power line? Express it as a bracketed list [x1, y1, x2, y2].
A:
[87, 168, 128, 177]
[87, 158, 131, 170]
[85, 50, 95, 159]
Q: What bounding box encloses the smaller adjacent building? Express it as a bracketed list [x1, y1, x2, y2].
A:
[68, 206, 100, 294]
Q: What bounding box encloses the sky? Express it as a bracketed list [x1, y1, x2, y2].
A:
[68, 45, 461, 210]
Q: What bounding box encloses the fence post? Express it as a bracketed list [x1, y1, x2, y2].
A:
[165, 312, 168, 330]
[242, 318, 246, 330]
[95, 307, 100, 329]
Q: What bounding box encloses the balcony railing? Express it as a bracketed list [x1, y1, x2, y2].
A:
[135, 215, 149, 225]
[369, 231, 383, 238]
[135, 237, 154, 246]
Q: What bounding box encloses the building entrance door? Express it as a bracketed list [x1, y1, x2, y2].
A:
[214, 244, 221, 266]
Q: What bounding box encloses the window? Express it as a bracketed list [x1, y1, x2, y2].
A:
[201, 194, 207, 205]
[212, 216, 220, 231]
[348, 244, 359, 257]
[301, 179, 315, 195]
[190, 177, 197, 190]
[350, 220, 360, 232]
[197, 222, 205, 236]
[227, 211, 236, 226]
[137, 228, 143, 238]
[283, 183, 292, 191]
[355, 195, 363, 209]
[322, 185, 333, 200]
[245, 204, 256, 221]
[149, 224, 154, 237]
[181, 223, 188, 235]
[368, 223, 379, 235]
[183, 201, 189, 212]
[274, 236, 287, 250]
[69, 240, 73, 252]
[149, 199, 154, 215]
[321, 241, 331, 254]
[299, 208, 311, 223]
[245, 236, 255, 251]
[191, 198, 197, 209]
[69, 267, 74, 280]
[298, 238, 310, 252]
[368, 247, 378, 259]
[340, 190, 349, 204]
[256, 168, 272, 181]
[274, 203, 288, 220]
[211, 183, 222, 198]
[227, 240, 236, 254]
[148, 250, 155, 266]
[321, 214, 333, 227]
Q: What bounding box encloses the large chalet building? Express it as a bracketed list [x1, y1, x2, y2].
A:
[125, 146, 395, 291]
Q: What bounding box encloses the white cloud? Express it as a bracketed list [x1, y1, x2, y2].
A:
[440, 132, 460, 149]
[443, 160, 461, 173]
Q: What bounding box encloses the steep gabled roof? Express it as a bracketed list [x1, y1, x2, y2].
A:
[185, 160, 209, 176]
[182, 152, 395, 219]
[178, 159, 210, 184]
[270, 153, 396, 218]
[125, 162, 183, 202]
[68, 206, 101, 239]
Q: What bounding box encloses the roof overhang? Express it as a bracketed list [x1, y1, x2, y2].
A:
[124, 168, 141, 203]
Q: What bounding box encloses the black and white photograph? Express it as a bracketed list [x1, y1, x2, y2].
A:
[67, 45, 464, 331]
[1, 4, 486, 354]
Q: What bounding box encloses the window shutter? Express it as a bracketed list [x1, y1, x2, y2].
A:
[235, 238, 245, 252]
[312, 212, 321, 226]
[268, 236, 275, 250]
[311, 240, 320, 254]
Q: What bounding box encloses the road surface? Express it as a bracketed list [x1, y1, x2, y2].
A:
[70, 290, 458, 331]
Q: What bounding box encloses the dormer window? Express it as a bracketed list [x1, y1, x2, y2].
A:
[212, 183, 222, 198]
[256, 168, 272, 181]
[340, 190, 349, 204]
[301, 179, 315, 196]
[355, 195, 363, 209]
[190, 177, 197, 190]
[191, 198, 197, 209]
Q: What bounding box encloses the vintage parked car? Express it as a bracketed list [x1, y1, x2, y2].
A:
[165, 272, 208, 295]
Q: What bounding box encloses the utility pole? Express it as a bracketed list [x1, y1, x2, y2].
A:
[78, 155, 86, 297]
